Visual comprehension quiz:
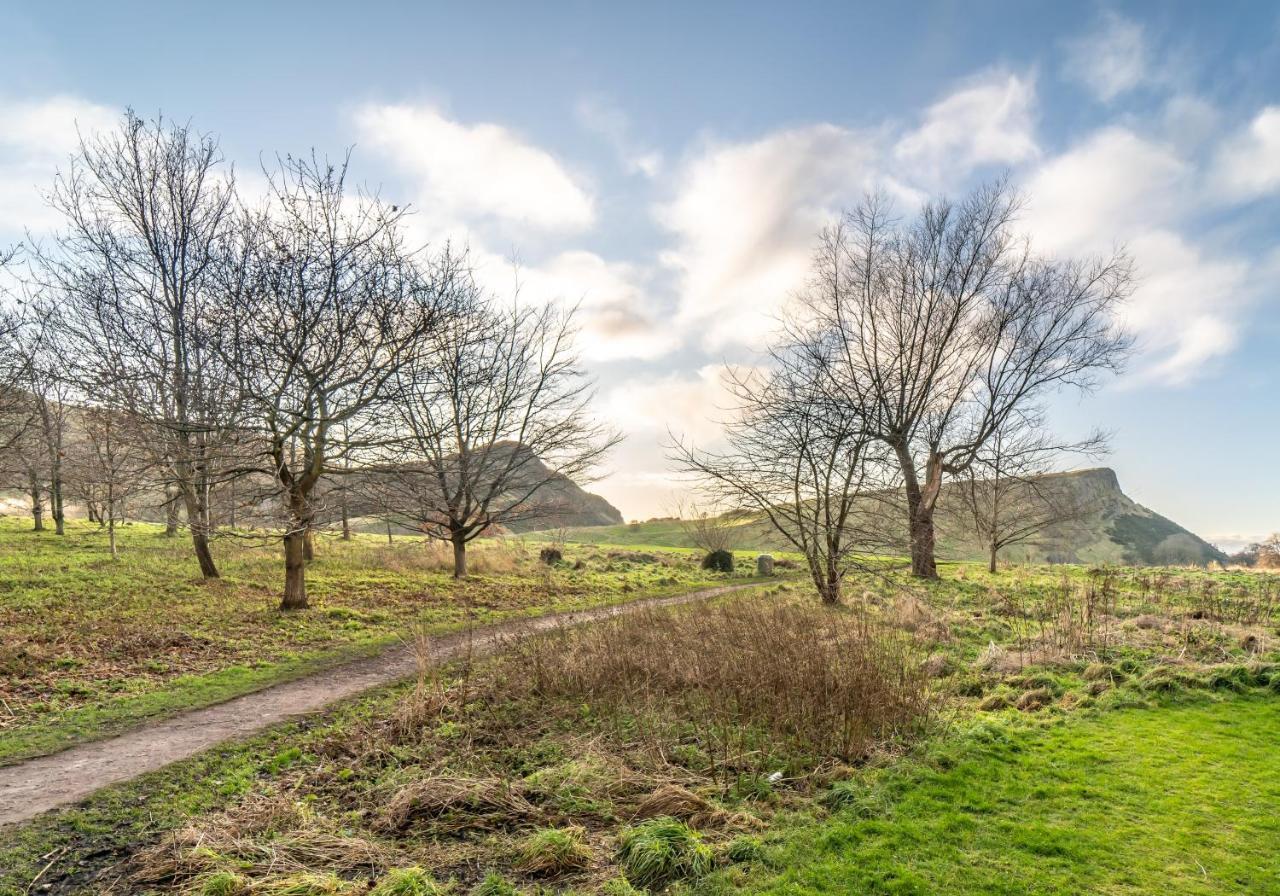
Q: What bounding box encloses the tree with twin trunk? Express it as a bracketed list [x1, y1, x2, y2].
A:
[221, 154, 453, 610]
[670, 341, 891, 605]
[40, 111, 242, 577]
[800, 181, 1133, 579]
[374, 290, 619, 578]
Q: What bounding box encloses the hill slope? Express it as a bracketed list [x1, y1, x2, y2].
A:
[532, 468, 1226, 566]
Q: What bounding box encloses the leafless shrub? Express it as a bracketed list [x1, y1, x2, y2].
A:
[500, 597, 930, 769]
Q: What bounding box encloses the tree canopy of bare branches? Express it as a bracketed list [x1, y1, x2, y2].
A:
[671, 343, 892, 604]
[39, 111, 241, 577]
[375, 290, 619, 578]
[220, 154, 452, 609]
[800, 180, 1133, 578]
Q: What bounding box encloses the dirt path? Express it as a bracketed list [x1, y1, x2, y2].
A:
[0, 583, 759, 829]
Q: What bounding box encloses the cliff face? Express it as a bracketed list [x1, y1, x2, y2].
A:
[936, 467, 1227, 566]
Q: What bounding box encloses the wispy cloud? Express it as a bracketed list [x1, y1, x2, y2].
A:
[576, 95, 662, 178]
[1062, 11, 1150, 102]
[658, 124, 879, 350]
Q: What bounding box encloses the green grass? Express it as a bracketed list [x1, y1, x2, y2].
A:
[0, 518, 764, 764]
[722, 696, 1280, 895]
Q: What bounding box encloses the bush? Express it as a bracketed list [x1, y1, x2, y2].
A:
[616, 817, 714, 888]
[539, 547, 563, 566]
[514, 826, 593, 876]
[700, 549, 734, 572]
[506, 596, 930, 763]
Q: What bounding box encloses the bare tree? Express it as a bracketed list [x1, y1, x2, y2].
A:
[222, 153, 450, 609]
[40, 111, 241, 577]
[945, 410, 1101, 573]
[671, 496, 738, 555]
[800, 181, 1132, 579]
[671, 342, 890, 605]
[378, 288, 619, 578]
[66, 406, 151, 557]
[11, 313, 77, 535]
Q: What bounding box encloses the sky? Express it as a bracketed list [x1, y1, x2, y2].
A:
[1, 1, 1278, 549]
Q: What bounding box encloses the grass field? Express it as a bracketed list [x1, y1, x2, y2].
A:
[0, 518, 771, 765]
[2, 545, 1278, 895]
[726, 696, 1280, 895]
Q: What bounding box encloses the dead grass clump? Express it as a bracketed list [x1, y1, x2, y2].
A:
[379, 775, 539, 833]
[132, 815, 393, 888]
[1015, 687, 1053, 711]
[513, 826, 594, 876]
[502, 596, 931, 765]
[974, 642, 1072, 675]
[629, 784, 726, 828]
[922, 654, 955, 678]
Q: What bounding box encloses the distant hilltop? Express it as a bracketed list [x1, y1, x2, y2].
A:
[528, 467, 1227, 567]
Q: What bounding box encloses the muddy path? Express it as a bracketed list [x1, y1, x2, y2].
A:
[0, 582, 762, 829]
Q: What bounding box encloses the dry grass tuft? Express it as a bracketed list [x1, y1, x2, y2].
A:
[629, 784, 721, 826]
[379, 775, 540, 833]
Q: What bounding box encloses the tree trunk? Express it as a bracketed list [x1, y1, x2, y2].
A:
[908, 511, 938, 578]
[51, 474, 65, 536]
[988, 541, 999, 574]
[281, 527, 308, 610]
[107, 491, 118, 559]
[29, 473, 44, 532]
[452, 533, 468, 579]
[340, 493, 351, 541]
[303, 525, 315, 563]
[894, 442, 941, 580]
[386, 519, 393, 544]
[164, 484, 180, 537]
[807, 557, 841, 604]
[181, 487, 220, 578]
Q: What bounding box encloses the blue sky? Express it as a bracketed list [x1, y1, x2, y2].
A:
[2, 1, 1279, 548]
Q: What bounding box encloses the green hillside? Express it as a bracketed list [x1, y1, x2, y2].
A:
[527, 468, 1228, 567]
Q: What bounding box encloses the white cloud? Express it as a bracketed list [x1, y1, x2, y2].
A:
[1022, 127, 1188, 253]
[1022, 127, 1254, 383]
[575, 95, 663, 178]
[503, 250, 679, 362]
[658, 124, 878, 350]
[1120, 231, 1250, 384]
[602, 364, 745, 444]
[0, 95, 118, 233]
[352, 103, 594, 234]
[1211, 106, 1280, 200]
[1063, 11, 1149, 102]
[894, 71, 1039, 181]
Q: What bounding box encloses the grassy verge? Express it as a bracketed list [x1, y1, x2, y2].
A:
[724, 696, 1280, 895]
[0, 519, 773, 764]
[5, 556, 1280, 894]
